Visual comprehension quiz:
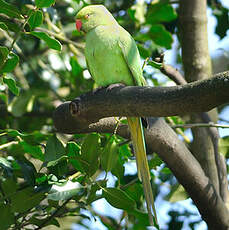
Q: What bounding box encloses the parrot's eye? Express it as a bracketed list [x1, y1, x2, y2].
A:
[85, 14, 90, 19]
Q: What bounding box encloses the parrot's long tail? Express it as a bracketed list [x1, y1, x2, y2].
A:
[127, 117, 158, 227]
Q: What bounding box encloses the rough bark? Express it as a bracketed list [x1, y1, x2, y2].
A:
[53, 71, 229, 133]
[179, 0, 227, 201]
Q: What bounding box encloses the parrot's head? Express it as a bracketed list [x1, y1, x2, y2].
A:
[76, 5, 117, 33]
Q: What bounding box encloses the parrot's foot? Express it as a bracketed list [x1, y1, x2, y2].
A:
[106, 83, 126, 91]
[93, 86, 107, 93]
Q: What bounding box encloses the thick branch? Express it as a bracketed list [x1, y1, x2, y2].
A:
[179, 0, 227, 206]
[53, 71, 229, 133]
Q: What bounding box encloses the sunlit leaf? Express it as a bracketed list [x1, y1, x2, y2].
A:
[47, 181, 83, 201]
[219, 136, 229, 157]
[165, 183, 188, 202]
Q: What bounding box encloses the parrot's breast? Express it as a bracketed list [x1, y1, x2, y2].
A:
[85, 25, 134, 86]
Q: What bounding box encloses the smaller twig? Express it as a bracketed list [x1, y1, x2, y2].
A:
[10, 9, 34, 51]
[219, 118, 229, 123]
[172, 123, 229, 129]
[35, 27, 85, 49]
[120, 177, 138, 189]
[167, 117, 190, 143]
[142, 57, 149, 70]
[44, 12, 61, 33]
[0, 141, 18, 150]
[161, 64, 187, 85]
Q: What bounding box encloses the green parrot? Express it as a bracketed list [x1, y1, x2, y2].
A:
[76, 5, 158, 227]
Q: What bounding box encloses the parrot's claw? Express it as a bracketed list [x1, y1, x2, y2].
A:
[106, 83, 126, 91]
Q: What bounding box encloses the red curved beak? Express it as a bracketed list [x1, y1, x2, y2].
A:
[76, 19, 82, 31]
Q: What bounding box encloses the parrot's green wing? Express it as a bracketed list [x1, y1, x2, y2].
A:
[118, 28, 146, 87]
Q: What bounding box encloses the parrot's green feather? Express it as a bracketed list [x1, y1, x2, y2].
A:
[118, 39, 146, 86]
[76, 5, 158, 227]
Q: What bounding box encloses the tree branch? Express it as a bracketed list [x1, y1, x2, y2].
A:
[53, 71, 229, 133]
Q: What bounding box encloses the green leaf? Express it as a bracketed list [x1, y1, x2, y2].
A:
[80, 133, 101, 176]
[87, 180, 106, 204]
[20, 141, 44, 161]
[28, 31, 62, 51]
[146, 2, 177, 24]
[149, 154, 163, 169]
[66, 141, 83, 172]
[44, 135, 68, 176]
[47, 181, 83, 201]
[11, 187, 45, 213]
[124, 183, 142, 202]
[101, 136, 119, 173]
[0, 52, 19, 74]
[18, 160, 37, 185]
[0, 46, 9, 65]
[111, 159, 124, 181]
[35, 0, 55, 8]
[1, 129, 48, 145]
[213, 7, 229, 39]
[0, 204, 14, 230]
[128, 209, 150, 226]
[70, 56, 83, 77]
[3, 76, 19, 96]
[0, 16, 20, 32]
[1, 178, 17, 195]
[102, 187, 136, 211]
[149, 25, 173, 49]
[45, 135, 65, 162]
[0, 22, 8, 30]
[28, 10, 43, 30]
[0, 0, 23, 19]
